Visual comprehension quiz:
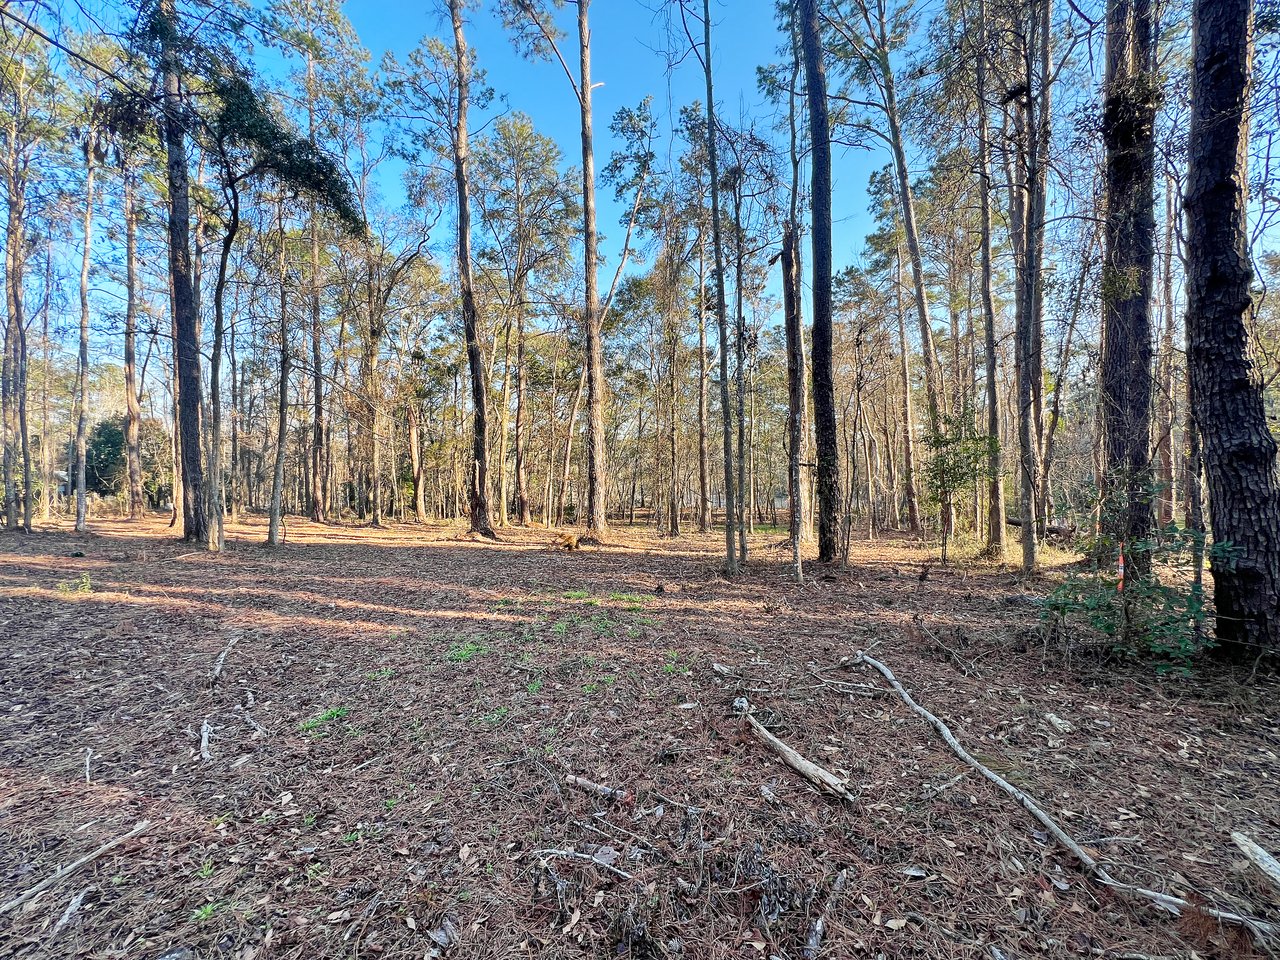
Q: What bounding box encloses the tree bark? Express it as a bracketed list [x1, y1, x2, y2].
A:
[161, 0, 208, 544]
[451, 0, 495, 538]
[703, 0, 737, 572]
[1185, 0, 1280, 655]
[799, 0, 841, 564]
[1099, 0, 1157, 575]
[74, 146, 94, 533]
[267, 206, 289, 547]
[578, 0, 608, 538]
[123, 171, 145, 521]
[975, 0, 1006, 556]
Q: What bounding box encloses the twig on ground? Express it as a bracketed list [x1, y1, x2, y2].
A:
[199, 718, 213, 761]
[52, 886, 92, 936]
[566, 774, 629, 803]
[803, 868, 848, 959]
[1232, 832, 1280, 893]
[529, 848, 635, 881]
[853, 651, 1277, 941]
[920, 772, 967, 801]
[0, 820, 151, 916]
[210, 635, 239, 687]
[736, 698, 853, 802]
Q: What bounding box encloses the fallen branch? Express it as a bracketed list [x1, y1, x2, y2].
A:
[529, 848, 634, 881]
[1232, 832, 1280, 893]
[803, 869, 847, 959]
[737, 699, 853, 802]
[0, 820, 151, 916]
[210, 635, 239, 687]
[565, 774, 630, 803]
[853, 652, 1275, 940]
[199, 718, 213, 761]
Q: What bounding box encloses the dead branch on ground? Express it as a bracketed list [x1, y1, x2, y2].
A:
[853, 651, 1276, 941]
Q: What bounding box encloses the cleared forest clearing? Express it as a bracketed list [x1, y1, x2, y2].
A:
[1, 520, 1277, 959]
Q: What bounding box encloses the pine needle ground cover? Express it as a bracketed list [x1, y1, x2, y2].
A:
[1, 517, 1276, 958]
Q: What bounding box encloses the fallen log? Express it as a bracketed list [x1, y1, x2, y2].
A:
[853, 651, 1275, 941]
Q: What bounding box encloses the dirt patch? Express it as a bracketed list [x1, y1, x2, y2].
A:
[1, 515, 1276, 959]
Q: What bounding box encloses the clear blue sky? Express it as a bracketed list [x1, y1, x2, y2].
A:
[343, 0, 881, 278]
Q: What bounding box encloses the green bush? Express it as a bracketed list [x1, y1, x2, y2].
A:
[1041, 522, 1221, 670]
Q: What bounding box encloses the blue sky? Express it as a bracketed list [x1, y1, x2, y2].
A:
[342, 0, 882, 277]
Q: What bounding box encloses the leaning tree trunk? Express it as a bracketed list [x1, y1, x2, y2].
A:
[1185, 0, 1280, 656]
[799, 0, 841, 564]
[1099, 0, 1157, 576]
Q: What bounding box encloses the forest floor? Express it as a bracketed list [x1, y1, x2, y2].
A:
[1, 515, 1277, 960]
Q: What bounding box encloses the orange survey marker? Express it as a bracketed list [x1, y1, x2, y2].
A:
[1117, 546, 1125, 592]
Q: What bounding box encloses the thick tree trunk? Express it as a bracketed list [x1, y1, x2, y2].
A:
[162, 0, 208, 544]
[1185, 0, 1280, 655]
[1099, 0, 1157, 575]
[451, 0, 495, 538]
[799, 0, 841, 564]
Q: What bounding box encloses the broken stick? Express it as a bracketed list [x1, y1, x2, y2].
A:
[738, 699, 853, 802]
[0, 820, 151, 916]
[853, 651, 1275, 940]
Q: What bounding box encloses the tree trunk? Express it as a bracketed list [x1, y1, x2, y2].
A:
[696, 234, 711, 533]
[896, 247, 922, 532]
[975, 0, 1006, 556]
[74, 149, 94, 533]
[267, 207, 289, 547]
[782, 222, 805, 581]
[1099, 0, 1157, 575]
[799, 0, 841, 564]
[514, 308, 531, 525]
[162, 0, 208, 544]
[703, 0, 737, 572]
[123, 172, 145, 520]
[451, 0, 495, 538]
[578, 0, 608, 538]
[1185, 0, 1280, 655]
